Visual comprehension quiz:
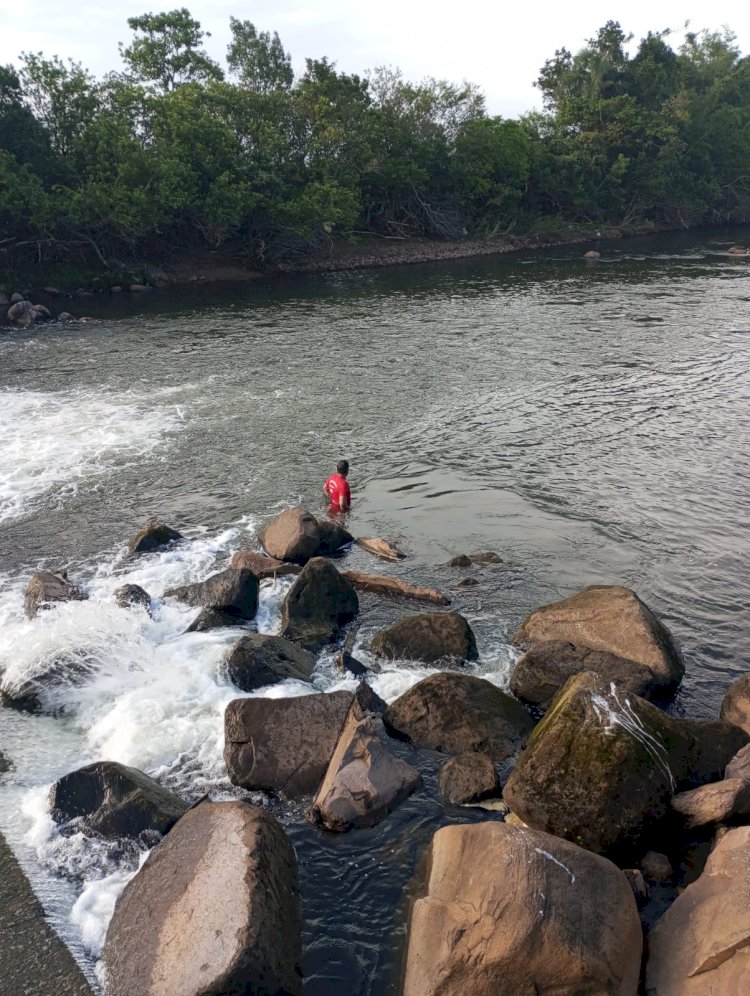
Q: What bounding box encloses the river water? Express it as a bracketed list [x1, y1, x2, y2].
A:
[1, 230, 749, 993]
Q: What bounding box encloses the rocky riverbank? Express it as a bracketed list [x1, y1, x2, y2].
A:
[5, 507, 750, 993]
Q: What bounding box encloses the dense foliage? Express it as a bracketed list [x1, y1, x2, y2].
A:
[1, 12, 748, 272]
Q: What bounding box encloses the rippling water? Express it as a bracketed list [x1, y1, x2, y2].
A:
[1, 229, 749, 993]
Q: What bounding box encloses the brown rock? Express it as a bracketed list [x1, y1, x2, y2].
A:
[7, 300, 36, 327]
[336, 650, 369, 677]
[383, 673, 533, 762]
[646, 825, 750, 995]
[456, 577, 480, 587]
[438, 751, 500, 805]
[316, 519, 354, 555]
[720, 673, 750, 735]
[726, 743, 750, 781]
[127, 521, 182, 555]
[260, 507, 321, 564]
[224, 691, 353, 797]
[624, 868, 651, 907]
[279, 557, 358, 650]
[641, 850, 673, 883]
[354, 537, 406, 561]
[510, 639, 657, 710]
[342, 569, 449, 605]
[24, 570, 86, 620]
[185, 608, 239, 632]
[445, 554, 472, 568]
[512, 584, 684, 694]
[353, 681, 387, 715]
[672, 778, 750, 829]
[371, 611, 478, 664]
[165, 568, 258, 620]
[102, 801, 302, 996]
[224, 634, 316, 692]
[229, 550, 300, 578]
[308, 703, 422, 830]
[403, 822, 642, 996]
[469, 551, 503, 564]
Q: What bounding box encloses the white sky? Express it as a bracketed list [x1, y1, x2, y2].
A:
[1, 0, 748, 117]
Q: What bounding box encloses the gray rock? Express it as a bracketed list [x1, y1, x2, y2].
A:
[279, 557, 358, 650]
[438, 751, 500, 805]
[127, 521, 182, 554]
[49, 761, 188, 839]
[229, 550, 300, 578]
[114, 584, 151, 612]
[315, 518, 353, 555]
[102, 801, 302, 996]
[185, 608, 240, 632]
[10, 292, 24, 304]
[336, 650, 369, 676]
[224, 634, 316, 692]
[57, 312, 76, 321]
[8, 300, 36, 327]
[32, 303, 51, 319]
[166, 568, 258, 620]
[371, 611, 478, 664]
[353, 681, 387, 715]
[641, 850, 674, 883]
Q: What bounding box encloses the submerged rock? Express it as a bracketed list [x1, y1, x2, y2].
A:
[279, 557, 358, 650]
[383, 673, 533, 762]
[309, 702, 422, 831]
[371, 611, 478, 664]
[341, 569, 449, 605]
[127, 521, 182, 555]
[260, 507, 321, 564]
[438, 751, 500, 806]
[512, 584, 685, 695]
[354, 537, 406, 561]
[224, 691, 353, 798]
[224, 634, 316, 692]
[403, 822, 642, 996]
[49, 761, 188, 840]
[102, 801, 302, 996]
[646, 825, 750, 995]
[165, 568, 258, 620]
[24, 570, 86, 620]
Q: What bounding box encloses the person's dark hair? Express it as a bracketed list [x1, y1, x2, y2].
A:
[337, 459, 349, 475]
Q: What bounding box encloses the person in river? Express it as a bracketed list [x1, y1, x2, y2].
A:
[323, 459, 351, 513]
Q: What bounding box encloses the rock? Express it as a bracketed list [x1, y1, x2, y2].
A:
[438, 751, 500, 805]
[229, 550, 300, 578]
[336, 650, 368, 676]
[445, 554, 472, 568]
[624, 868, 651, 907]
[342, 569, 450, 605]
[308, 702, 422, 831]
[510, 639, 657, 710]
[10, 292, 24, 303]
[383, 673, 533, 762]
[316, 519, 353, 555]
[456, 577, 480, 587]
[224, 691, 353, 797]
[129, 283, 150, 292]
[641, 850, 674, 883]
[503, 672, 749, 861]
[7, 300, 36, 327]
[114, 584, 151, 612]
[671, 778, 750, 829]
[43, 286, 61, 295]
[32, 303, 51, 319]
[727, 245, 748, 254]
[0, 292, 9, 304]
[0, 752, 12, 774]
[57, 312, 76, 321]
[371, 611, 478, 663]
[185, 608, 239, 632]
[584, 249, 601, 258]
[720, 673, 750, 734]
[403, 822, 642, 996]
[512, 584, 684, 695]
[260, 507, 321, 564]
[469, 551, 503, 564]
[127, 521, 182, 555]
[726, 743, 750, 781]
[353, 681, 387, 715]
[24, 570, 86, 620]
[49, 761, 188, 839]
[224, 634, 316, 692]
[645, 825, 750, 995]
[165, 568, 258, 620]
[279, 557, 358, 650]
[355, 537, 406, 561]
[102, 801, 302, 996]
[143, 263, 169, 286]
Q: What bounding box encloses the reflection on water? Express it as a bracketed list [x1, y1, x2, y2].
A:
[1, 228, 749, 992]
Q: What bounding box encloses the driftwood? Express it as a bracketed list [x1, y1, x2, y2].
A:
[355, 537, 406, 562]
[342, 570, 449, 606]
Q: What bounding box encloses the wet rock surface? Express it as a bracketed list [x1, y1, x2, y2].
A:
[113, 583, 151, 612]
[165, 567, 259, 619]
[370, 611, 478, 663]
[438, 751, 501, 805]
[279, 557, 358, 650]
[229, 550, 300, 578]
[24, 570, 86, 620]
[224, 633, 316, 692]
[126, 521, 183, 555]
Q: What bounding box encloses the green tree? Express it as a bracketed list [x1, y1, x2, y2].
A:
[120, 8, 223, 92]
[226, 17, 293, 92]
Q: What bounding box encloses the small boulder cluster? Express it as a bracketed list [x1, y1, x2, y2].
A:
[0, 290, 76, 327]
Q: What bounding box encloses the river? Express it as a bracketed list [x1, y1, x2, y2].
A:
[1, 229, 749, 993]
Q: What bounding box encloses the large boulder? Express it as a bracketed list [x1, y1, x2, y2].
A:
[512, 585, 684, 695]
[370, 611, 478, 664]
[165, 568, 258, 620]
[127, 521, 182, 555]
[102, 801, 302, 996]
[259, 507, 321, 564]
[24, 570, 86, 620]
[309, 702, 422, 831]
[646, 825, 750, 995]
[316, 519, 353, 555]
[224, 634, 316, 692]
[383, 673, 533, 762]
[229, 550, 300, 578]
[510, 640, 657, 710]
[342, 570, 450, 606]
[279, 557, 358, 650]
[224, 691, 353, 798]
[438, 751, 500, 806]
[503, 671, 748, 861]
[7, 300, 36, 327]
[403, 822, 642, 996]
[49, 761, 188, 840]
[720, 672, 750, 734]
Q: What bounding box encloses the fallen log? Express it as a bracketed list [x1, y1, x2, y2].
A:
[355, 537, 406, 561]
[342, 570, 449, 606]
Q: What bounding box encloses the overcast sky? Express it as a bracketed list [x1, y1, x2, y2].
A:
[2, 0, 749, 117]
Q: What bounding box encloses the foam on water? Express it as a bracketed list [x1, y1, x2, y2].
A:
[0, 388, 184, 524]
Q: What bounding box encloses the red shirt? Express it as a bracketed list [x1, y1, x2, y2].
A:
[325, 473, 351, 510]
